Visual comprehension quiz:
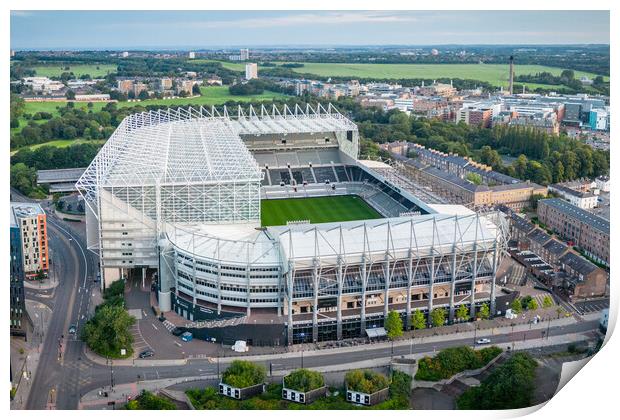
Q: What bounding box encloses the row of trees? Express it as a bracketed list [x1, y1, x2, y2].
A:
[384, 304, 492, 340]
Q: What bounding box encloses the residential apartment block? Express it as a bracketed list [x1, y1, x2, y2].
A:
[537, 198, 609, 266]
[10, 211, 26, 336]
[10, 203, 49, 278]
[548, 184, 598, 209]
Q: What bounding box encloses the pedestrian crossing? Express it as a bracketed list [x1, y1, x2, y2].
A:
[531, 292, 554, 308]
[184, 315, 247, 329]
[162, 320, 176, 332]
[504, 263, 527, 286]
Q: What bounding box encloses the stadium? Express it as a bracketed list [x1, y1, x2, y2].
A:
[77, 104, 508, 345]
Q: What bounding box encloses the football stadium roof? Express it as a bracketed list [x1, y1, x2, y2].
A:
[77, 104, 357, 204]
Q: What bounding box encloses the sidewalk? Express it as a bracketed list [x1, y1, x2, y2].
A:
[79, 330, 592, 409]
[10, 300, 52, 409]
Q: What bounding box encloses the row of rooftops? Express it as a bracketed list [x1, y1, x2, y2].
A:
[548, 183, 596, 199]
[538, 198, 609, 235]
[510, 213, 602, 278]
[408, 143, 522, 186]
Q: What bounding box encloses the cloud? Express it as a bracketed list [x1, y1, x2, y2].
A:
[102, 11, 420, 31]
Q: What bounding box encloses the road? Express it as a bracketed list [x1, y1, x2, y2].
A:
[78, 318, 599, 398]
[12, 189, 99, 410]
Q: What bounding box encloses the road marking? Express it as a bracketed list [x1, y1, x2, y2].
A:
[151, 323, 158, 330]
[174, 342, 182, 347]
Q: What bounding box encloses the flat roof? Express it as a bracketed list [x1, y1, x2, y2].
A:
[37, 167, 87, 184]
[11, 202, 45, 225]
[539, 198, 609, 235]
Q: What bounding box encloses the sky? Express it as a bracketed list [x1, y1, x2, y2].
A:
[10, 10, 610, 50]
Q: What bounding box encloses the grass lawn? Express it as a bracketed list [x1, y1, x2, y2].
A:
[261, 195, 382, 226]
[10, 138, 105, 155]
[283, 63, 606, 87]
[116, 85, 288, 109]
[25, 63, 117, 78]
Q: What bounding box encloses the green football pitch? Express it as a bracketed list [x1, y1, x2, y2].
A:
[261, 195, 383, 226]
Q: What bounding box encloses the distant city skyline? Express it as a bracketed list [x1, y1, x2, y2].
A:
[11, 10, 610, 50]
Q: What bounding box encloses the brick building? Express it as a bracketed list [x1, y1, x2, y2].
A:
[537, 198, 609, 266]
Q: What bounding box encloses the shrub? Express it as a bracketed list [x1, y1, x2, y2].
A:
[415, 346, 502, 381]
[345, 369, 390, 394]
[284, 369, 324, 392]
[222, 360, 266, 389]
[125, 390, 176, 410]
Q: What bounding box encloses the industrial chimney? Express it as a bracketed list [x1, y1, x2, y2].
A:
[508, 55, 514, 95]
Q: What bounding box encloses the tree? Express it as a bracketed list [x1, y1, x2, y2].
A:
[65, 89, 76, 100]
[456, 304, 469, 321]
[388, 112, 411, 135]
[479, 145, 503, 169]
[138, 89, 150, 101]
[411, 309, 426, 331]
[510, 299, 522, 314]
[192, 83, 201, 95]
[385, 310, 404, 339]
[478, 303, 490, 320]
[466, 172, 482, 185]
[527, 299, 538, 311]
[513, 154, 528, 179]
[81, 304, 135, 358]
[430, 308, 446, 328]
[542, 296, 554, 308]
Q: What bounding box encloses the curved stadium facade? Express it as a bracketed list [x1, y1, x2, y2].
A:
[77, 104, 508, 344]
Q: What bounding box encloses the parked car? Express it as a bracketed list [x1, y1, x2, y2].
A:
[139, 349, 154, 359]
[476, 338, 491, 345]
[181, 332, 193, 342]
[68, 324, 77, 334]
[171, 327, 184, 336]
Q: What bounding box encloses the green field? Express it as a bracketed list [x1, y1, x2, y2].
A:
[25, 64, 118, 78]
[11, 138, 105, 155]
[211, 60, 606, 89]
[285, 63, 606, 88]
[260, 195, 382, 226]
[116, 85, 288, 109]
[12, 86, 288, 136]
